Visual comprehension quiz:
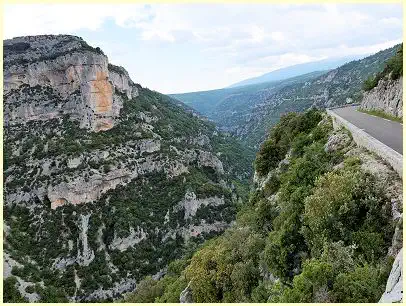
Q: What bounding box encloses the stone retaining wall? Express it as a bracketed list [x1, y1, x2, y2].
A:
[327, 109, 403, 178]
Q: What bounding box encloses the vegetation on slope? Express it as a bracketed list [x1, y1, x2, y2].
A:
[357, 108, 403, 123]
[3, 86, 253, 302]
[124, 109, 398, 303]
[363, 44, 403, 91]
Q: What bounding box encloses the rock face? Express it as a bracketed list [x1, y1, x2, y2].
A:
[4, 35, 139, 131]
[3, 35, 251, 302]
[360, 76, 403, 118]
[176, 191, 225, 220]
[179, 281, 193, 303]
[110, 226, 147, 252]
[77, 214, 95, 266]
[48, 168, 134, 208]
[379, 248, 403, 303]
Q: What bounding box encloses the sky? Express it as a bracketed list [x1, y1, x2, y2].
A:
[4, 3, 403, 94]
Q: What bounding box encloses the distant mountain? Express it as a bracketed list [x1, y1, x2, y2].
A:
[172, 44, 401, 148]
[228, 55, 367, 88]
[237, 44, 401, 147]
[170, 71, 326, 116]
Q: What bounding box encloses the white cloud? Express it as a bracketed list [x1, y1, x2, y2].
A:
[3, 3, 402, 93]
[271, 32, 285, 42]
[4, 4, 149, 38]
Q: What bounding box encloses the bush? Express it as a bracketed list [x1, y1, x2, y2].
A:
[275, 259, 335, 302]
[255, 140, 285, 176]
[3, 277, 28, 302]
[362, 76, 379, 91]
[255, 109, 324, 176]
[333, 264, 388, 302]
[386, 45, 403, 80]
[184, 228, 264, 302]
[124, 276, 163, 303]
[303, 163, 392, 257]
[155, 275, 188, 302]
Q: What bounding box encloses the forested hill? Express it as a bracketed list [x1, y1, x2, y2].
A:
[171, 44, 401, 148]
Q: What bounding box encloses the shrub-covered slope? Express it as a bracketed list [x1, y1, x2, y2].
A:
[3, 35, 254, 302]
[124, 109, 402, 303]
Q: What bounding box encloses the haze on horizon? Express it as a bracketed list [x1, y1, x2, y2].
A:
[4, 3, 403, 94]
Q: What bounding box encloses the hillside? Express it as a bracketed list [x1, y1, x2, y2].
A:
[3, 35, 254, 302]
[123, 109, 403, 303]
[360, 45, 403, 119]
[228, 55, 364, 88]
[172, 44, 401, 148]
[170, 73, 325, 116]
[171, 71, 326, 135]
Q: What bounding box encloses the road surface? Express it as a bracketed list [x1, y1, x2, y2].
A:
[331, 105, 403, 154]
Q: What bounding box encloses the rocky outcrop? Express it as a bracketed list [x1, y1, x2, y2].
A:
[110, 226, 147, 252]
[175, 191, 225, 220]
[4, 35, 139, 132]
[379, 248, 403, 303]
[3, 253, 40, 302]
[197, 150, 224, 174]
[180, 281, 193, 303]
[77, 214, 95, 266]
[360, 76, 403, 118]
[7, 144, 226, 210]
[324, 130, 351, 153]
[48, 168, 133, 208]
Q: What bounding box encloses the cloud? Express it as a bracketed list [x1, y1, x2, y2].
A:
[4, 4, 150, 38]
[3, 3, 402, 93]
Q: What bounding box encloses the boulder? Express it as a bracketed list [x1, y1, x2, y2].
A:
[324, 131, 351, 153]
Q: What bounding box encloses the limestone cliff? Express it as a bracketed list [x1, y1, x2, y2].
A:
[4, 35, 138, 131]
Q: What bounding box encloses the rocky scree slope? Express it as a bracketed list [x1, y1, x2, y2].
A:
[173, 44, 400, 148]
[123, 109, 402, 303]
[3, 35, 253, 302]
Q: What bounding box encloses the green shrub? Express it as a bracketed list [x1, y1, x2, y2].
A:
[332, 264, 388, 302]
[155, 275, 188, 302]
[363, 44, 403, 91]
[184, 228, 264, 302]
[303, 161, 393, 259]
[255, 109, 324, 176]
[124, 276, 163, 303]
[3, 277, 28, 302]
[362, 75, 379, 91]
[275, 259, 335, 302]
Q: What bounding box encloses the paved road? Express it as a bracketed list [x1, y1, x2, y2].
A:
[331, 105, 403, 154]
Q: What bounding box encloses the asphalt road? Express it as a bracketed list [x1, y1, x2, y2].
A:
[331, 105, 403, 154]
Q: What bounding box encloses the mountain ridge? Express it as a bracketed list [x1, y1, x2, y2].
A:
[228, 54, 367, 88]
[171, 44, 401, 148]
